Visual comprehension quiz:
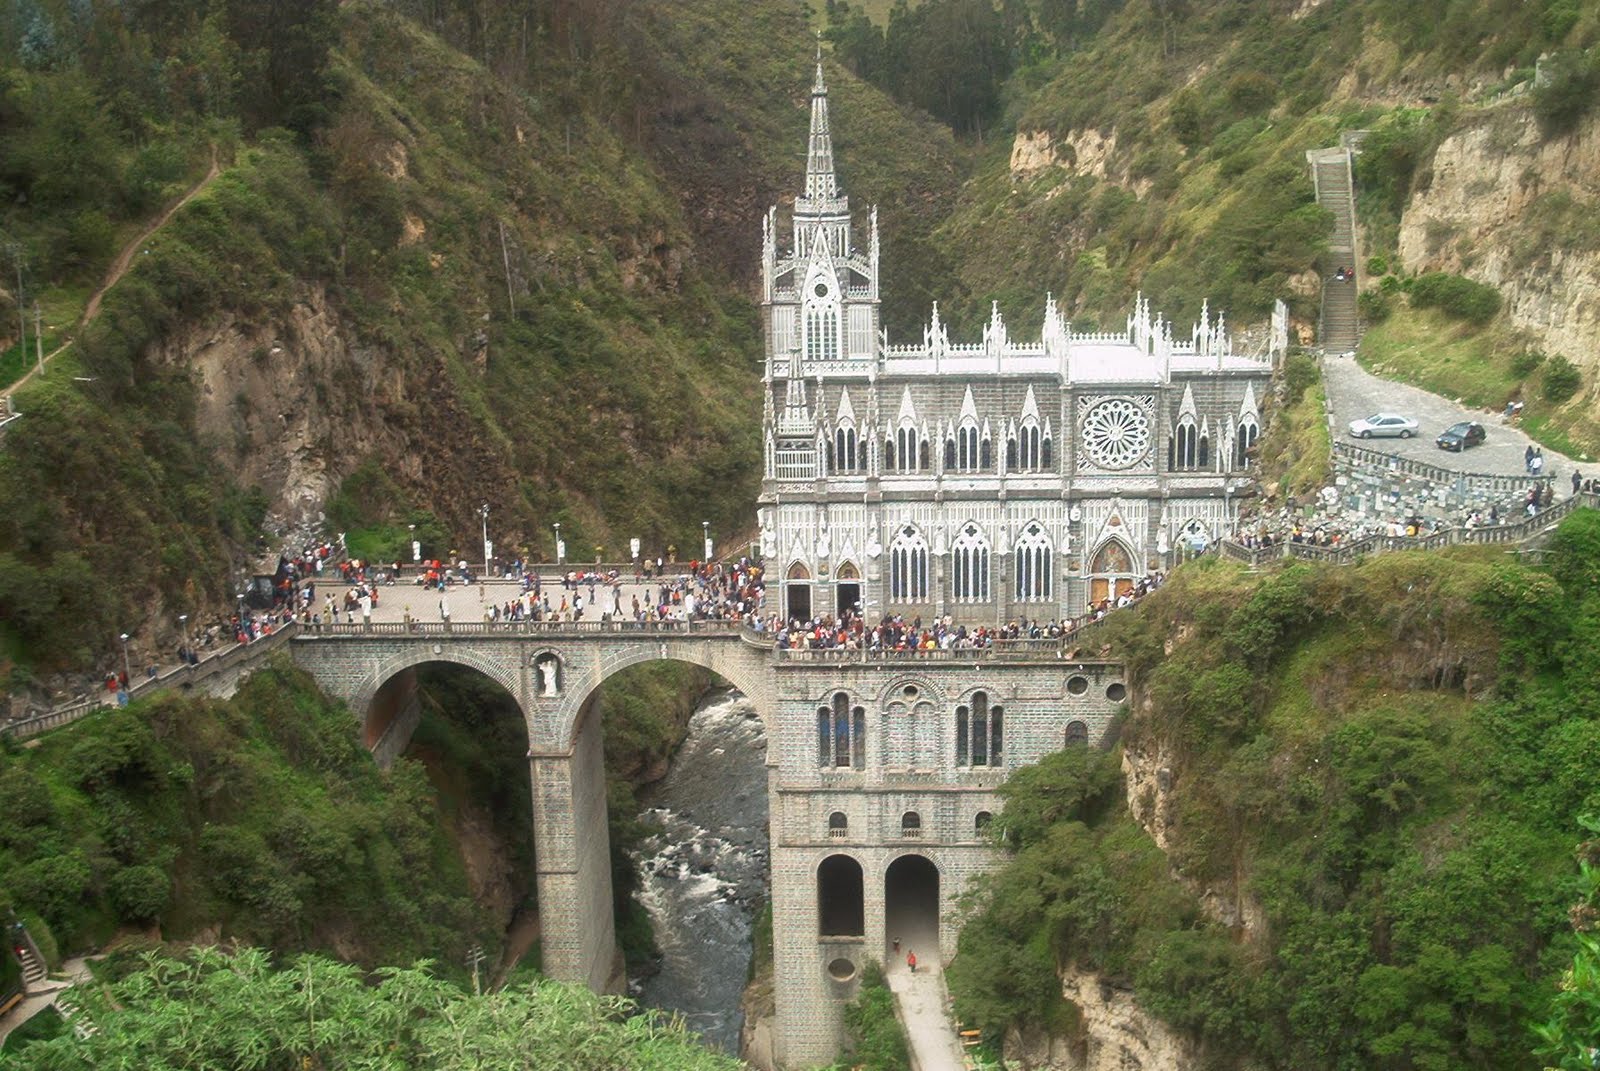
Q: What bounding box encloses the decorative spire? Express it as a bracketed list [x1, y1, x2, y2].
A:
[805, 43, 839, 203]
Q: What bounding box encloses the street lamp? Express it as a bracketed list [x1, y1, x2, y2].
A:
[553, 522, 563, 565]
[236, 592, 245, 627]
[118, 632, 131, 689]
[479, 503, 491, 577]
[702, 519, 712, 562]
[178, 614, 189, 666]
[409, 522, 419, 566]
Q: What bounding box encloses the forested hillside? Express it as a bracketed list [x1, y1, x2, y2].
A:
[950, 514, 1600, 1068]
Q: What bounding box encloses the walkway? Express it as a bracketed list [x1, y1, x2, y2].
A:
[0, 957, 93, 1050]
[1322, 353, 1582, 479]
[887, 961, 966, 1071]
[3, 150, 221, 396]
[1308, 147, 1360, 354]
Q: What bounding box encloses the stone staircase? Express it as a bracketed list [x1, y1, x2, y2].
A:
[1308, 148, 1360, 354]
[16, 946, 46, 990]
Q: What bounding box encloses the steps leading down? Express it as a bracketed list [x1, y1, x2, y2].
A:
[1308, 147, 1360, 354]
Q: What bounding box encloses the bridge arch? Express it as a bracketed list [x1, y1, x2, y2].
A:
[348, 644, 527, 744]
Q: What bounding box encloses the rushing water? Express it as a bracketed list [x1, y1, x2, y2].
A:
[630, 689, 770, 1054]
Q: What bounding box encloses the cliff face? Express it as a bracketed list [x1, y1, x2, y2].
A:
[1396, 102, 1600, 373]
[1006, 968, 1197, 1071]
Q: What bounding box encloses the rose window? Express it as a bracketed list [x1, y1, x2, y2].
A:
[1082, 399, 1151, 469]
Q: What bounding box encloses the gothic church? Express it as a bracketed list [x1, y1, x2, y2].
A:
[758, 61, 1273, 624]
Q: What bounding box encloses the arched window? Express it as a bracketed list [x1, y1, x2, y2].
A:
[951, 522, 990, 602]
[1236, 419, 1259, 468]
[956, 691, 1004, 767]
[1090, 539, 1135, 575]
[1005, 435, 1018, 470]
[1065, 720, 1089, 747]
[975, 811, 993, 835]
[980, 436, 992, 470]
[890, 526, 929, 601]
[828, 811, 849, 838]
[835, 425, 859, 473]
[957, 422, 980, 471]
[901, 811, 922, 838]
[1018, 421, 1042, 470]
[943, 436, 956, 470]
[1198, 431, 1210, 467]
[805, 302, 839, 363]
[818, 855, 864, 936]
[1042, 435, 1053, 469]
[817, 691, 864, 768]
[1170, 418, 1198, 470]
[1013, 521, 1052, 601]
[896, 426, 923, 473]
[883, 436, 895, 472]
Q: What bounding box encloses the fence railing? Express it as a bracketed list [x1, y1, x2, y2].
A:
[292, 618, 750, 639]
[1220, 494, 1595, 568]
[2, 623, 301, 740]
[1331, 441, 1550, 496]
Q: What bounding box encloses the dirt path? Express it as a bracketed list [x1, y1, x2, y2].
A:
[887, 960, 968, 1071]
[5, 150, 222, 395]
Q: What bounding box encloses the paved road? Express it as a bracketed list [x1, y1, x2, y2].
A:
[1323, 354, 1586, 480]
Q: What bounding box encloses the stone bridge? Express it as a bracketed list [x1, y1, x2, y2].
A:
[287, 618, 1126, 1066]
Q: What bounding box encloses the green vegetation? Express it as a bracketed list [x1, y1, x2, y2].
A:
[0, 659, 497, 968]
[1407, 271, 1503, 326]
[0, 947, 742, 1069]
[951, 518, 1600, 1067]
[0, 1006, 66, 1054]
[841, 962, 912, 1071]
[1254, 354, 1332, 499]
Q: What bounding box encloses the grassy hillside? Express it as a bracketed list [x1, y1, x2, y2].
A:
[951, 512, 1600, 1068]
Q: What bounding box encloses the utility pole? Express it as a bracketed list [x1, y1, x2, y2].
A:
[33, 303, 43, 374]
[11, 247, 24, 371]
[465, 944, 486, 996]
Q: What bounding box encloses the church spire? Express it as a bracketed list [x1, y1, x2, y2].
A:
[805, 36, 839, 203]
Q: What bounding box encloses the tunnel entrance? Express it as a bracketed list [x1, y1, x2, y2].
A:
[884, 854, 940, 970]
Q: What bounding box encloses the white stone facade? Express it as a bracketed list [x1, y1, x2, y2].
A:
[759, 65, 1274, 625]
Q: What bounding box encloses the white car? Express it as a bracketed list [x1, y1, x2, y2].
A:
[1348, 413, 1419, 439]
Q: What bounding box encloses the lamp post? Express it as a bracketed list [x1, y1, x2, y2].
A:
[478, 503, 491, 577]
[178, 614, 189, 667]
[409, 523, 419, 567]
[236, 592, 245, 633]
[552, 522, 563, 565]
[118, 632, 131, 689]
[702, 519, 712, 563]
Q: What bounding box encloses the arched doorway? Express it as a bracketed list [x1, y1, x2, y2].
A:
[1087, 538, 1138, 609]
[786, 561, 812, 623]
[818, 854, 865, 936]
[884, 854, 939, 971]
[835, 561, 861, 618]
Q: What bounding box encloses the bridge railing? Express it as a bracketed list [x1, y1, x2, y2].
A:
[291, 618, 750, 638]
[2, 623, 301, 740]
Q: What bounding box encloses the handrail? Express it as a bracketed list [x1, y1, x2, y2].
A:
[1331, 440, 1550, 493]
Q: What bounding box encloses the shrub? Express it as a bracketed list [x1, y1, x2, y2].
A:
[1366, 254, 1390, 276]
[1358, 289, 1392, 323]
[1542, 355, 1583, 402]
[1533, 48, 1600, 136]
[844, 962, 911, 1070]
[1511, 350, 1547, 378]
[108, 864, 171, 921]
[1407, 272, 1502, 325]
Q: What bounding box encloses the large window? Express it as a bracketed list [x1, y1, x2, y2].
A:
[805, 302, 838, 362]
[889, 526, 929, 601]
[1014, 521, 1052, 601]
[817, 690, 866, 769]
[1236, 419, 1259, 468]
[951, 523, 990, 602]
[895, 425, 926, 473]
[1170, 418, 1199, 470]
[957, 422, 981, 471]
[834, 424, 859, 473]
[955, 690, 1004, 767]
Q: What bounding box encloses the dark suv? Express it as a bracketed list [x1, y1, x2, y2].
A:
[1436, 421, 1486, 451]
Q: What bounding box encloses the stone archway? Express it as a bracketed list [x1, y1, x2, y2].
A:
[884, 854, 940, 971]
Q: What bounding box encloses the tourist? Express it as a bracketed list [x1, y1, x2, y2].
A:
[906, 950, 917, 973]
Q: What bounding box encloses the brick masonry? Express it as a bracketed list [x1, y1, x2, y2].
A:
[290, 632, 1124, 1068]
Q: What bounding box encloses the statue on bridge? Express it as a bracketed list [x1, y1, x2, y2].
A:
[536, 655, 561, 697]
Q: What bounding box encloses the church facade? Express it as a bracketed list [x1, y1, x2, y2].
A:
[757, 63, 1274, 626]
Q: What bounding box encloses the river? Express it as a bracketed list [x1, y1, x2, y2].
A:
[630, 689, 769, 1055]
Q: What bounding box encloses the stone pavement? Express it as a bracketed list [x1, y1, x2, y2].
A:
[359, 574, 705, 626]
[1323, 354, 1586, 479]
[887, 961, 967, 1071]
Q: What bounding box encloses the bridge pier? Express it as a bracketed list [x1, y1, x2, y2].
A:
[529, 704, 618, 994]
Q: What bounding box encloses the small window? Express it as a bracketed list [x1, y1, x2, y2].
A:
[903, 684, 918, 698]
[901, 811, 922, 838]
[1106, 682, 1127, 703]
[1067, 675, 1089, 695]
[975, 811, 993, 835]
[828, 811, 848, 838]
[1065, 720, 1089, 747]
